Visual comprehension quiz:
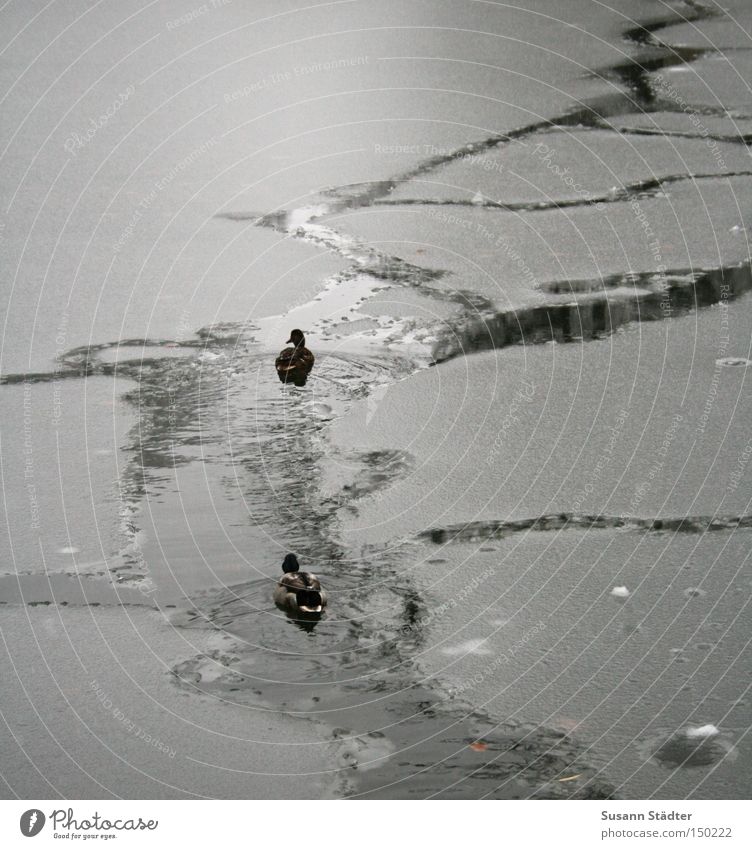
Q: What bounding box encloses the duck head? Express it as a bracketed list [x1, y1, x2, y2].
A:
[282, 553, 300, 573]
[286, 329, 306, 348]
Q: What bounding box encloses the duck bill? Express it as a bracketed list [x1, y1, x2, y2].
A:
[298, 604, 322, 614]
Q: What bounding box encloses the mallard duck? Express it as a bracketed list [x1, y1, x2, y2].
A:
[275, 329, 315, 386]
[273, 553, 327, 615]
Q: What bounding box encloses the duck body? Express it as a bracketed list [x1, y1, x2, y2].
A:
[275, 329, 314, 386]
[273, 553, 327, 615]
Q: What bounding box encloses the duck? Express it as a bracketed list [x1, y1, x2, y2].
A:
[275, 329, 315, 386]
[273, 553, 327, 615]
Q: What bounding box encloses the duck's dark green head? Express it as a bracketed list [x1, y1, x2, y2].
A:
[286, 329, 305, 348]
[282, 553, 300, 573]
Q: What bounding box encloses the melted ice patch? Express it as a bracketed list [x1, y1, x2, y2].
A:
[441, 638, 493, 656]
[638, 726, 736, 768]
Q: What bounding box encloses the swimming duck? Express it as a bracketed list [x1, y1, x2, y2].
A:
[273, 553, 327, 615]
[275, 329, 315, 386]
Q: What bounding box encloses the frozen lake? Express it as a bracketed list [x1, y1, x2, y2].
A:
[1, 0, 751, 799]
